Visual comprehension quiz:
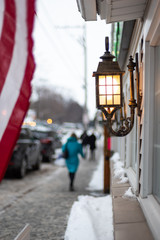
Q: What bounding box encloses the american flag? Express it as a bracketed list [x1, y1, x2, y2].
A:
[0, 0, 36, 181]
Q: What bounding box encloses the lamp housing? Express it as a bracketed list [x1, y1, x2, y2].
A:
[93, 37, 124, 117]
[93, 37, 141, 137]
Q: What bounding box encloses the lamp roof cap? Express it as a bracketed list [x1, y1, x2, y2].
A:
[100, 37, 115, 61]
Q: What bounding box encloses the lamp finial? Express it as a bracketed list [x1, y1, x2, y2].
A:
[100, 36, 115, 61]
[105, 37, 109, 52]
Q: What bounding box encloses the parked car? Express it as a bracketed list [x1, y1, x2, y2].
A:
[31, 125, 62, 162]
[31, 125, 55, 162]
[6, 127, 42, 178]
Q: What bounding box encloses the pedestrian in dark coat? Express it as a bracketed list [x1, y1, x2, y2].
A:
[62, 133, 84, 191]
[88, 132, 96, 160]
[80, 130, 89, 157]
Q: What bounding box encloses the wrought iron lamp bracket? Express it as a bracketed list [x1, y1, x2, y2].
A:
[101, 106, 119, 119]
[102, 54, 141, 137]
[103, 107, 136, 137]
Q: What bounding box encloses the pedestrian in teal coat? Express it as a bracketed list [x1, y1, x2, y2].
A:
[62, 132, 84, 191]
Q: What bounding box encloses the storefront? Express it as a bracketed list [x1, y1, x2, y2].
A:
[76, 0, 160, 238]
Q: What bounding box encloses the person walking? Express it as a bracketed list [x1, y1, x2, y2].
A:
[80, 130, 89, 158]
[88, 132, 96, 160]
[62, 133, 84, 191]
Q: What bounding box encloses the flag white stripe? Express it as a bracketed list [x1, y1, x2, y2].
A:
[0, 0, 5, 36]
[0, 0, 28, 140]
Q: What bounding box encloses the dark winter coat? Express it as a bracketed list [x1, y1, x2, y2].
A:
[88, 134, 96, 150]
[62, 136, 84, 173]
[80, 131, 89, 146]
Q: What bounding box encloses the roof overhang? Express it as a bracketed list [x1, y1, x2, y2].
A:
[77, 0, 149, 23]
[76, 0, 97, 21]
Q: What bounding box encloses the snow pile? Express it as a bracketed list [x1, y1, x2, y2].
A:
[86, 156, 103, 191]
[53, 148, 66, 167]
[110, 152, 128, 184]
[64, 195, 113, 240]
[54, 157, 66, 167]
[123, 187, 137, 200]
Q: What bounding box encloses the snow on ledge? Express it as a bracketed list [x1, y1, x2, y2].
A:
[123, 187, 137, 200]
[110, 152, 129, 184]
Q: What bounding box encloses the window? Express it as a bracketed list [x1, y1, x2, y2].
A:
[153, 46, 160, 203]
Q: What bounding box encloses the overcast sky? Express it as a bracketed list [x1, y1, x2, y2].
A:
[32, 0, 111, 119]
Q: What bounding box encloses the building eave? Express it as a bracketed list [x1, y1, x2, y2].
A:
[76, 0, 97, 21]
[77, 0, 149, 23]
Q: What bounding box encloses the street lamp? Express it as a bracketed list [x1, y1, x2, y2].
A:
[93, 37, 141, 137]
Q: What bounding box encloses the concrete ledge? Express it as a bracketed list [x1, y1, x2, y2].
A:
[110, 161, 154, 240]
[113, 196, 145, 224]
[115, 222, 154, 240]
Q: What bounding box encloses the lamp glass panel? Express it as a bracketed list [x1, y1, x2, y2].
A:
[113, 75, 120, 85]
[97, 74, 121, 107]
[99, 96, 106, 105]
[106, 75, 112, 85]
[107, 95, 113, 105]
[99, 76, 105, 85]
[114, 95, 120, 105]
[99, 86, 106, 94]
[107, 86, 112, 94]
[113, 85, 120, 94]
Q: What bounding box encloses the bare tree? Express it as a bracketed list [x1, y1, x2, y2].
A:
[30, 87, 83, 123]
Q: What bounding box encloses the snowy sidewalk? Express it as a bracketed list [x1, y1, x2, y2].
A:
[64, 155, 113, 240]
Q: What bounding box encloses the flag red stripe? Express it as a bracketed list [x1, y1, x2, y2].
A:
[0, 0, 35, 181]
[0, 0, 16, 94]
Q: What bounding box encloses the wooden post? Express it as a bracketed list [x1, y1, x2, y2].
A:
[104, 125, 110, 193]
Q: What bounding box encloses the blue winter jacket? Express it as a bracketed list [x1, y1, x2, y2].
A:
[62, 136, 84, 173]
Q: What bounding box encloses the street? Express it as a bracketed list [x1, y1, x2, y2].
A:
[0, 147, 101, 240]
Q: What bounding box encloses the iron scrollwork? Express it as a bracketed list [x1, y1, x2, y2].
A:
[102, 54, 141, 137]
